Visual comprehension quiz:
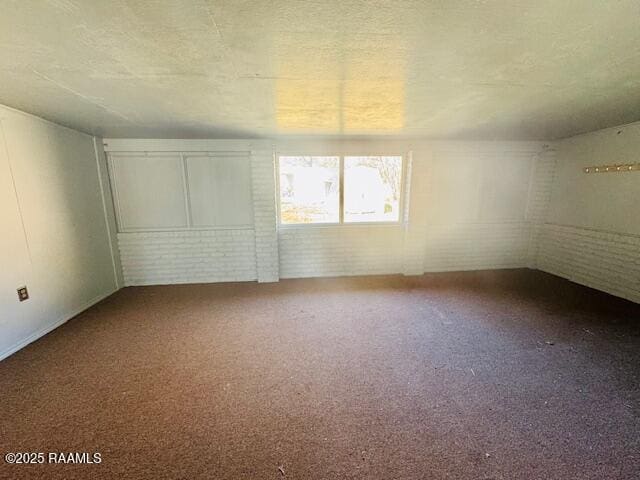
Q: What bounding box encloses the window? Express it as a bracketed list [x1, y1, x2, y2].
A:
[279, 156, 340, 224]
[279, 155, 403, 224]
[344, 156, 403, 222]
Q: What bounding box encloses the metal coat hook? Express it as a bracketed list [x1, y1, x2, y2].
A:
[583, 163, 639, 173]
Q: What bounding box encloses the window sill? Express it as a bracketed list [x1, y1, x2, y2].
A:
[278, 222, 403, 230]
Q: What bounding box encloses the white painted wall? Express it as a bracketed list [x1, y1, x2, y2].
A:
[3, 109, 636, 361]
[0, 105, 120, 360]
[107, 138, 550, 284]
[104, 139, 278, 286]
[279, 225, 404, 278]
[276, 140, 550, 278]
[537, 123, 640, 303]
[275, 139, 411, 279]
[546, 125, 640, 235]
[421, 143, 551, 273]
[117, 230, 257, 285]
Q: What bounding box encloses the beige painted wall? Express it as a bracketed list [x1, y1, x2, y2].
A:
[0, 105, 119, 359]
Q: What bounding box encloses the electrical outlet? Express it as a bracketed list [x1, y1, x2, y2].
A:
[17, 286, 29, 302]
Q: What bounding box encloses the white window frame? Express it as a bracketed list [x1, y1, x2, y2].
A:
[277, 154, 406, 227]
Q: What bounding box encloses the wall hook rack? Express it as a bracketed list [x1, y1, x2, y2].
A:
[583, 163, 639, 173]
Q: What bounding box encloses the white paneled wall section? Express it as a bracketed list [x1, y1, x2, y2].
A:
[422, 142, 552, 273]
[536, 123, 640, 303]
[1, 105, 120, 360]
[104, 139, 275, 286]
[275, 140, 412, 279]
[109, 152, 253, 232]
[106, 139, 563, 288]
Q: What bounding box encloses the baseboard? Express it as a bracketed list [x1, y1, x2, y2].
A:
[423, 264, 526, 273]
[0, 288, 118, 362]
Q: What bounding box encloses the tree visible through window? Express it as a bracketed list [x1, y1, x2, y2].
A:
[279, 155, 402, 224]
[344, 156, 402, 222]
[279, 156, 339, 224]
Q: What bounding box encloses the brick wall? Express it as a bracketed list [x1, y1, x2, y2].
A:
[424, 222, 532, 272]
[251, 151, 279, 282]
[401, 151, 430, 275]
[526, 150, 557, 267]
[111, 141, 556, 287]
[526, 145, 640, 304]
[104, 136, 640, 305]
[534, 125, 640, 304]
[276, 144, 551, 279]
[118, 230, 257, 286]
[537, 224, 640, 303]
[109, 140, 278, 287]
[279, 226, 404, 278]
[418, 145, 552, 274]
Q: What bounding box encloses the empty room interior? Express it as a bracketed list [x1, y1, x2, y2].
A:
[1, 1, 640, 479]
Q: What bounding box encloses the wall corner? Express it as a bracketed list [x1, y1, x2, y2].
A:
[93, 137, 124, 289]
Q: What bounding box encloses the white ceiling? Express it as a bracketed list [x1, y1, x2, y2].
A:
[1, 0, 640, 140]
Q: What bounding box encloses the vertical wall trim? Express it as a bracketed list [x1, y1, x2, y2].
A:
[106, 154, 125, 232]
[338, 156, 345, 224]
[401, 149, 429, 275]
[402, 150, 413, 226]
[180, 153, 193, 228]
[251, 147, 280, 282]
[93, 137, 121, 289]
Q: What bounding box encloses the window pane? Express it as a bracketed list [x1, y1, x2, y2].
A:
[344, 156, 402, 223]
[279, 156, 340, 224]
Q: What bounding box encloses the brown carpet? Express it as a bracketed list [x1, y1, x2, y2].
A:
[0, 269, 639, 480]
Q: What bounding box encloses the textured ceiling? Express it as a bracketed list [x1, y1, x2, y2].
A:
[1, 0, 640, 140]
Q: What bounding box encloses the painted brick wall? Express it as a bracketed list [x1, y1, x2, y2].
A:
[108, 140, 278, 287]
[537, 224, 640, 303]
[251, 151, 279, 282]
[118, 230, 257, 286]
[402, 151, 430, 275]
[534, 124, 640, 304]
[419, 144, 551, 274]
[526, 150, 557, 267]
[276, 143, 550, 279]
[279, 226, 404, 278]
[424, 222, 532, 272]
[105, 136, 639, 305]
[109, 139, 573, 289]
[279, 221, 533, 279]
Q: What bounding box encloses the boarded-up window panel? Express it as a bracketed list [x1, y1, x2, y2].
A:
[479, 154, 532, 221]
[427, 155, 482, 224]
[111, 155, 187, 230]
[185, 156, 253, 227]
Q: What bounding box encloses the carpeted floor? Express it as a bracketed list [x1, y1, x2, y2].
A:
[0, 269, 639, 480]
